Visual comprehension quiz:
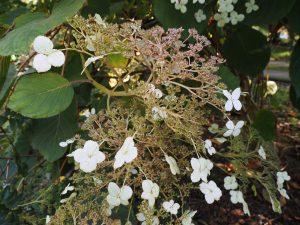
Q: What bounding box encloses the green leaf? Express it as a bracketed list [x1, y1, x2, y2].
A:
[287, 0, 300, 34]
[218, 65, 240, 90]
[253, 109, 276, 141]
[238, 0, 296, 25]
[31, 99, 78, 162]
[153, 0, 210, 33]
[223, 27, 271, 76]
[0, 64, 16, 109]
[0, 0, 85, 56]
[289, 40, 300, 98]
[64, 52, 83, 82]
[0, 56, 10, 89]
[8, 73, 74, 119]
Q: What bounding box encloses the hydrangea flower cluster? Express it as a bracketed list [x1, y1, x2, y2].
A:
[49, 16, 286, 224]
[171, 0, 259, 27]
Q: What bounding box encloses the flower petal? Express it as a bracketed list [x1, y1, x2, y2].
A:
[232, 88, 241, 100]
[108, 182, 120, 195]
[47, 50, 65, 67]
[225, 100, 233, 111]
[33, 36, 53, 54]
[32, 54, 51, 73]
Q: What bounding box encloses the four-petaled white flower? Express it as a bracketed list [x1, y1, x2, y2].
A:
[204, 139, 216, 155]
[191, 157, 213, 183]
[69, 140, 105, 173]
[106, 182, 133, 207]
[229, 11, 245, 25]
[32, 36, 65, 73]
[218, 0, 234, 13]
[276, 171, 291, 186]
[245, 0, 259, 14]
[223, 88, 242, 111]
[163, 200, 180, 215]
[181, 210, 197, 225]
[61, 183, 74, 195]
[174, 0, 188, 13]
[258, 145, 266, 160]
[214, 12, 230, 27]
[223, 120, 244, 137]
[194, 9, 207, 23]
[165, 155, 180, 175]
[199, 180, 222, 204]
[224, 175, 238, 190]
[136, 213, 159, 225]
[229, 190, 244, 204]
[114, 137, 138, 169]
[141, 179, 160, 208]
[152, 106, 168, 120]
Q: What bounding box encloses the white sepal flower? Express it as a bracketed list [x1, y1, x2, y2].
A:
[223, 88, 242, 111]
[245, 0, 259, 14]
[163, 200, 180, 215]
[194, 9, 206, 23]
[114, 137, 138, 169]
[153, 89, 163, 99]
[61, 183, 74, 195]
[258, 145, 266, 160]
[136, 213, 159, 225]
[181, 210, 197, 225]
[106, 182, 133, 207]
[214, 12, 230, 27]
[165, 155, 180, 175]
[199, 180, 222, 204]
[69, 140, 105, 173]
[223, 120, 244, 137]
[174, 0, 188, 13]
[32, 54, 51, 73]
[276, 171, 291, 185]
[190, 157, 213, 183]
[152, 106, 168, 120]
[33, 36, 53, 55]
[224, 175, 238, 190]
[141, 179, 160, 208]
[229, 11, 245, 25]
[204, 140, 216, 155]
[47, 50, 65, 67]
[229, 190, 244, 204]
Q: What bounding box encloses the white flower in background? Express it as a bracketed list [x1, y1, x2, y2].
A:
[163, 200, 180, 215]
[199, 180, 222, 204]
[165, 155, 180, 175]
[193, 0, 205, 3]
[194, 9, 206, 23]
[106, 182, 133, 207]
[242, 201, 251, 216]
[45, 215, 51, 224]
[230, 190, 244, 204]
[245, 0, 259, 14]
[190, 157, 213, 183]
[278, 187, 290, 199]
[141, 179, 160, 208]
[223, 88, 242, 111]
[214, 12, 230, 27]
[83, 108, 96, 118]
[152, 106, 168, 120]
[174, 0, 188, 13]
[69, 140, 105, 173]
[181, 210, 197, 225]
[224, 175, 238, 190]
[94, 13, 107, 27]
[136, 213, 159, 225]
[148, 83, 156, 92]
[204, 140, 216, 155]
[258, 145, 266, 160]
[114, 137, 138, 169]
[153, 89, 163, 99]
[59, 138, 74, 147]
[266, 81, 278, 96]
[223, 120, 244, 137]
[229, 11, 245, 25]
[276, 171, 291, 186]
[218, 0, 234, 13]
[61, 183, 74, 195]
[32, 36, 65, 73]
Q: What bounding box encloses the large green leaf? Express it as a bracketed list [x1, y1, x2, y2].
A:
[253, 109, 276, 141]
[223, 27, 271, 76]
[218, 65, 240, 90]
[0, 0, 85, 56]
[31, 100, 78, 162]
[153, 0, 210, 33]
[289, 40, 300, 98]
[0, 64, 16, 109]
[8, 73, 74, 118]
[287, 0, 300, 34]
[238, 0, 296, 25]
